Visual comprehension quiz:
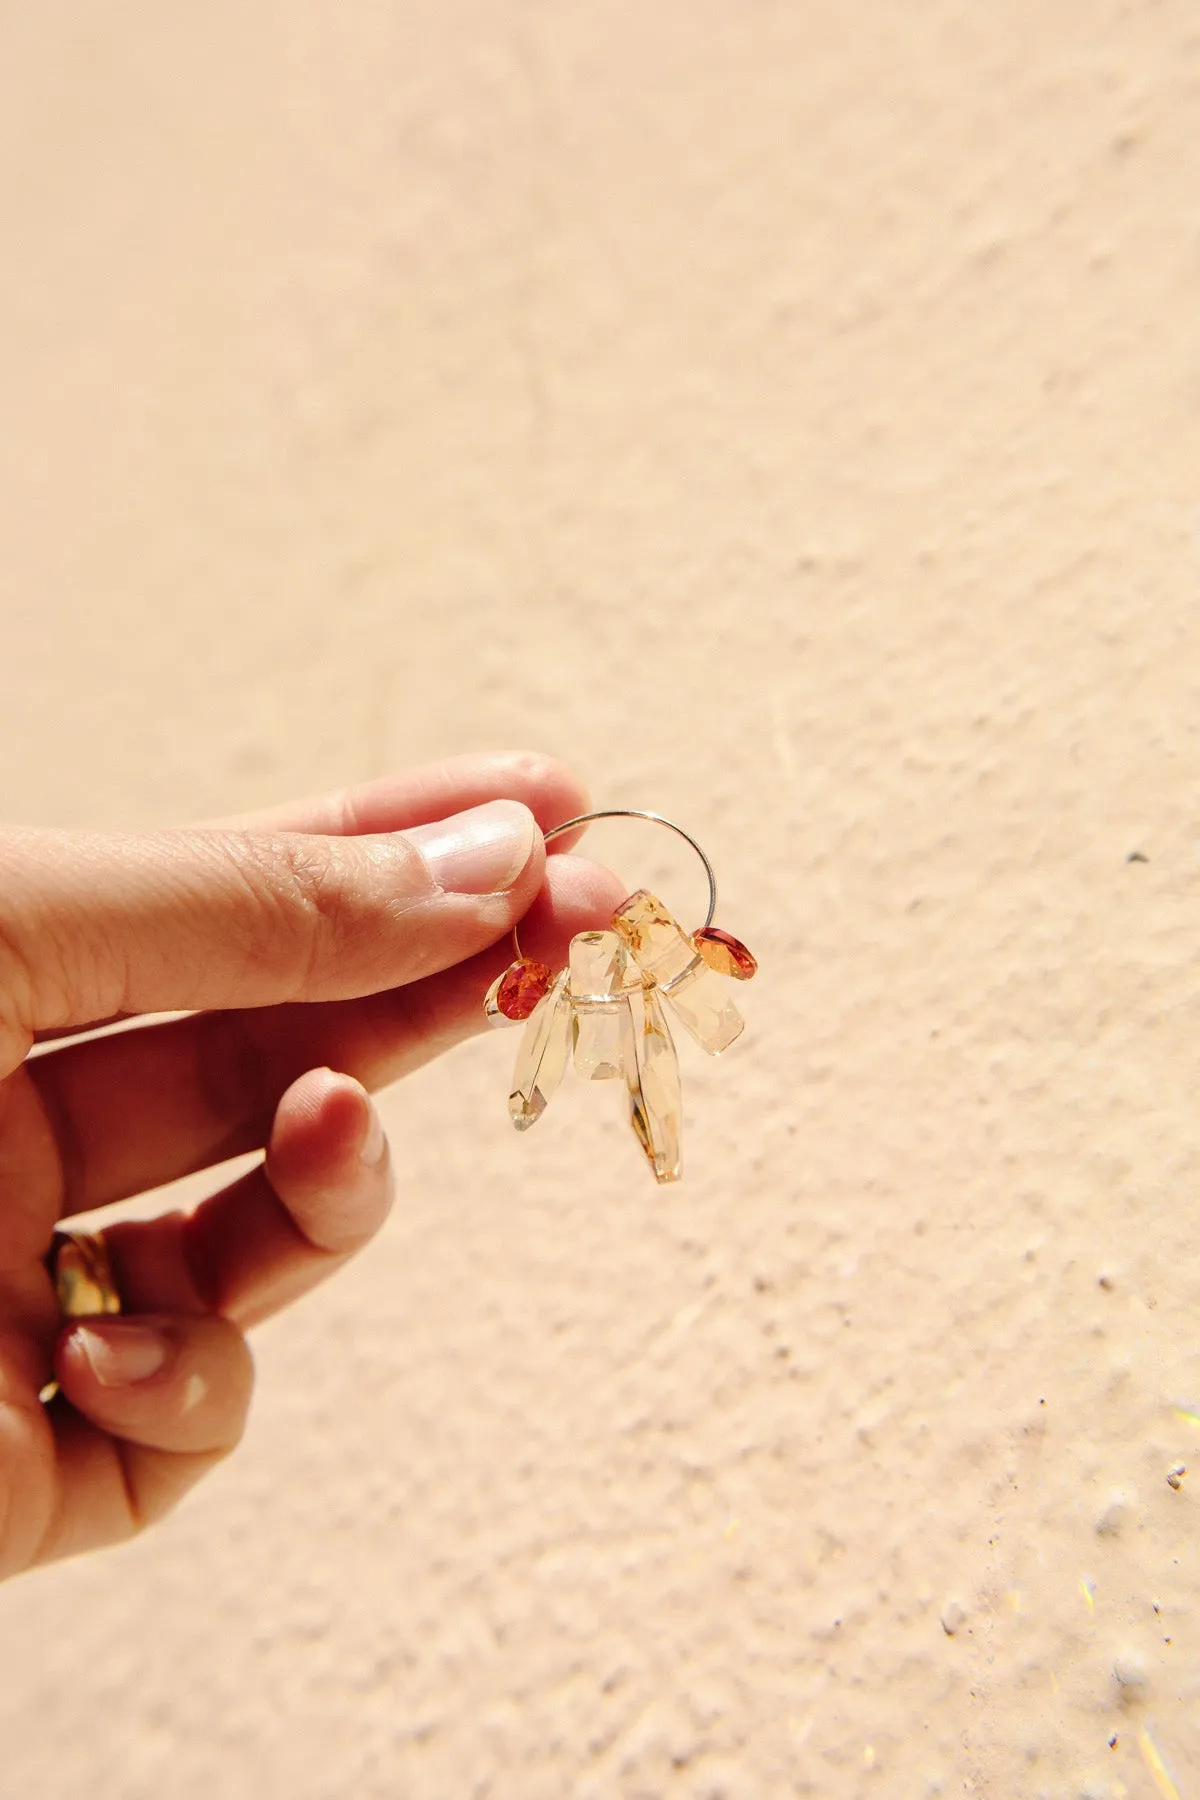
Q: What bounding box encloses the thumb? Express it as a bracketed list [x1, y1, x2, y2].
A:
[0, 800, 540, 1069]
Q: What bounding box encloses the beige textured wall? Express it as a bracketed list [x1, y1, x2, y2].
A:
[2, 4, 1199, 1795]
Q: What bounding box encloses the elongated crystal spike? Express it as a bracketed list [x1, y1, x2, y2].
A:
[622, 980, 683, 1183]
[612, 890, 743, 1055]
[509, 971, 572, 1129]
[569, 929, 628, 1079]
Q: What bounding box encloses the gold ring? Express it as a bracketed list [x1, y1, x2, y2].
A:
[39, 1229, 122, 1404]
[51, 1229, 122, 1319]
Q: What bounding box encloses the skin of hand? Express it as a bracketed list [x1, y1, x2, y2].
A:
[0, 751, 626, 1578]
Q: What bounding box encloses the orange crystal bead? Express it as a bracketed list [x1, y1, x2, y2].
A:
[692, 927, 757, 980]
[496, 958, 554, 1021]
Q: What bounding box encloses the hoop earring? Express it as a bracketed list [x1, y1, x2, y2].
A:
[484, 810, 756, 1184]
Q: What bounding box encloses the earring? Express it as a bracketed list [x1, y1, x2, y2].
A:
[483, 810, 756, 1184]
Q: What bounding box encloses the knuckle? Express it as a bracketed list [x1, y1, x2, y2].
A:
[215, 832, 353, 994]
[220, 829, 428, 998]
[496, 749, 557, 789]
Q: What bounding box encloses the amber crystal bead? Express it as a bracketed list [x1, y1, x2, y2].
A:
[612, 890, 744, 1055]
[493, 957, 554, 1022]
[568, 929, 628, 1080]
[692, 926, 757, 980]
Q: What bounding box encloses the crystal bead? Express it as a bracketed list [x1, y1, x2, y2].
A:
[568, 929, 628, 1080]
[692, 926, 757, 980]
[485, 957, 554, 1026]
[508, 970, 572, 1129]
[612, 890, 744, 1055]
[622, 980, 683, 1183]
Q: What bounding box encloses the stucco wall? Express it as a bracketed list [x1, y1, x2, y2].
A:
[2, 4, 1198, 1795]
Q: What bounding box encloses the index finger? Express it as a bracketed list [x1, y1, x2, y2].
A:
[29, 752, 594, 1045]
[207, 749, 591, 846]
[0, 801, 547, 1071]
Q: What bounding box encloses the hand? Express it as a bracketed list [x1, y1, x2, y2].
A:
[0, 752, 622, 1578]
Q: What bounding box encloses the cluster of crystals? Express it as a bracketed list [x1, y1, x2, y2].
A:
[485, 891, 755, 1185]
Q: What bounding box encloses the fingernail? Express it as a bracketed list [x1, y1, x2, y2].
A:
[408, 800, 538, 895]
[75, 1321, 171, 1387]
[359, 1096, 386, 1167]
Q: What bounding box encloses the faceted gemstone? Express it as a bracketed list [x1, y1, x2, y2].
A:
[509, 970, 572, 1129]
[622, 981, 683, 1183]
[568, 929, 628, 1080]
[612, 890, 744, 1055]
[487, 956, 554, 1025]
[692, 926, 758, 980]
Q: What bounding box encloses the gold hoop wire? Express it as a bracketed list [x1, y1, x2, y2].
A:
[512, 809, 719, 963]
